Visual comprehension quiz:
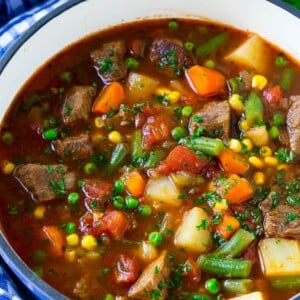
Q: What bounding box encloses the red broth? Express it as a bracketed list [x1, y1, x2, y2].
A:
[0, 19, 300, 299]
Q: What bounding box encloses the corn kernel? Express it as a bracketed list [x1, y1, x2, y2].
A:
[241, 138, 253, 151]
[214, 199, 229, 211]
[91, 133, 106, 143]
[229, 94, 244, 113]
[65, 250, 76, 263]
[108, 131, 122, 144]
[252, 75, 268, 90]
[1, 160, 15, 175]
[67, 233, 80, 247]
[249, 156, 264, 169]
[81, 235, 97, 250]
[239, 120, 250, 131]
[253, 172, 266, 185]
[277, 164, 290, 171]
[207, 181, 216, 192]
[94, 117, 104, 128]
[264, 156, 278, 167]
[168, 91, 181, 104]
[228, 139, 242, 153]
[259, 146, 272, 157]
[33, 205, 46, 219]
[155, 87, 172, 96]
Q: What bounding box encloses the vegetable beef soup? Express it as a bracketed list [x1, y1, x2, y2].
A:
[1, 19, 300, 300]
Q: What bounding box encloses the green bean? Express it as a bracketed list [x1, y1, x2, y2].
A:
[214, 229, 255, 258]
[131, 130, 144, 163]
[190, 293, 215, 300]
[106, 143, 128, 175]
[244, 91, 264, 126]
[271, 277, 300, 290]
[179, 136, 224, 156]
[196, 32, 228, 56]
[197, 254, 252, 278]
[280, 68, 294, 91]
[222, 279, 254, 294]
[144, 149, 165, 168]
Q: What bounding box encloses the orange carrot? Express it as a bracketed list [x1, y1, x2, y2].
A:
[42, 225, 65, 256]
[92, 81, 125, 114]
[219, 148, 249, 175]
[215, 213, 240, 240]
[185, 65, 226, 96]
[124, 170, 146, 197]
[217, 174, 254, 204]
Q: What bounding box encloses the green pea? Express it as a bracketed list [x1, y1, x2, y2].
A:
[184, 42, 194, 51]
[205, 278, 220, 294]
[65, 222, 76, 234]
[33, 249, 46, 263]
[275, 55, 288, 67]
[84, 162, 97, 175]
[67, 192, 79, 205]
[33, 266, 43, 277]
[182, 105, 193, 117]
[2, 132, 14, 144]
[104, 294, 114, 300]
[273, 113, 283, 126]
[138, 204, 152, 217]
[204, 59, 216, 68]
[43, 128, 58, 141]
[60, 71, 72, 82]
[268, 126, 280, 139]
[113, 195, 125, 209]
[168, 20, 179, 30]
[125, 196, 139, 209]
[114, 180, 125, 193]
[126, 58, 139, 70]
[171, 126, 186, 140]
[148, 231, 163, 247]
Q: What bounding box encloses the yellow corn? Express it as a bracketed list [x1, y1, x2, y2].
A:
[67, 233, 80, 247]
[65, 250, 76, 263]
[168, 91, 181, 104]
[91, 133, 106, 143]
[1, 160, 15, 175]
[229, 94, 244, 113]
[214, 199, 229, 211]
[277, 164, 290, 171]
[108, 131, 122, 144]
[264, 156, 278, 167]
[241, 138, 253, 151]
[252, 75, 268, 90]
[33, 205, 46, 219]
[249, 156, 264, 169]
[239, 120, 250, 131]
[253, 172, 266, 185]
[94, 117, 104, 128]
[207, 181, 216, 192]
[81, 235, 97, 250]
[259, 146, 272, 157]
[228, 139, 242, 153]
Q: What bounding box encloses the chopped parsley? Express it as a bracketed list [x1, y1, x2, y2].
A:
[274, 147, 296, 163]
[196, 219, 209, 230]
[49, 178, 67, 197]
[99, 59, 113, 73]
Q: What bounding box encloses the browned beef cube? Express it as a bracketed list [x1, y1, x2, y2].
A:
[51, 134, 94, 159]
[14, 164, 76, 202]
[62, 85, 96, 125]
[90, 40, 127, 83]
[128, 251, 170, 299]
[149, 37, 194, 78]
[189, 100, 230, 140]
[287, 96, 300, 154]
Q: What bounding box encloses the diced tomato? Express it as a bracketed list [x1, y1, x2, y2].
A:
[82, 179, 113, 199]
[42, 225, 65, 257]
[142, 114, 173, 150]
[113, 254, 139, 284]
[157, 145, 208, 175]
[180, 91, 199, 105]
[263, 85, 282, 105]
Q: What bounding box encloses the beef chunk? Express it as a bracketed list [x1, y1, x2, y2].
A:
[149, 38, 194, 77]
[261, 192, 300, 239]
[128, 251, 170, 299]
[62, 85, 96, 125]
[51, 134, 94, 159]
[287, 96, 300, 154]
[14, 164, 76, 202]
[90, 40, 127, 83]
[189, 100, 230, 140]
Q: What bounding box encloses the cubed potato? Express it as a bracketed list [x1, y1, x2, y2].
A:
[135, 241, 158, 263]
[226, 35, 272, 75]
[126, 72, 160, 103]
[175, 207, 212, 253]
[258, 238, 300, 277]
[228, 291, 265, 300]
[145, 176, 181, 209]
[244, 125, 269, 146]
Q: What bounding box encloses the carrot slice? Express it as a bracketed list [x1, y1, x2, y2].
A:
[217, 174, 254, 204]
[42, 225, 65, 256]
[219, 148, 249, 175]
[185, 65, 225, 96]
[124, 170, 146, 197]
[215, 213, 240, 240]
[92, 81, 125, 114]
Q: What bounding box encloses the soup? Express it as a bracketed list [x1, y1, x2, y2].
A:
[0, 18, 300, 299]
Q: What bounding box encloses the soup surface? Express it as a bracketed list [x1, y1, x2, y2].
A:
[1, 19, 300, 300]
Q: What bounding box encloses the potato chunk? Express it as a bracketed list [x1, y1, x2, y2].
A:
[228, 291, 265, 300]
[226, 35, 271, 74]
[258, 238, 300, 277]
[175, 207, 212, 253]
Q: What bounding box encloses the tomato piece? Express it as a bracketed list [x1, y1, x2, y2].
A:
[113, 254, 139, 284]
[157, 145, 208, 175]
[263, 85, 282, 105]
[82, 179, 113, 199]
